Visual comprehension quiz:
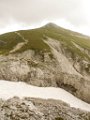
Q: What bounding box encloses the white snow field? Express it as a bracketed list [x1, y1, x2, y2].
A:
[0, 80, 90, 112]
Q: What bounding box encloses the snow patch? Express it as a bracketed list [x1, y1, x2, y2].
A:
[0, 80, 90, 112]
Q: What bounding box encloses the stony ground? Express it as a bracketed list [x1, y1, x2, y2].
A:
[0, 97, 90, 120]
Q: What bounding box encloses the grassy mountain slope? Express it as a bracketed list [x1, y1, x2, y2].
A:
[0, 23, 90, 60]
[0, 32, 24, 54]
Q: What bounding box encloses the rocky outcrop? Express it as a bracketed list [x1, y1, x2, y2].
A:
[0, 97, 90, 120]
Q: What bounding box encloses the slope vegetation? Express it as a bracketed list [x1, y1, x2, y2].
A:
[0, 23, 90, 60]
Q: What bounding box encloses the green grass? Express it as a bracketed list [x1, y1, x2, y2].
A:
[0, 32, 24, 54]
[0, 23, 90, 60]
[17, 28, 50, 52]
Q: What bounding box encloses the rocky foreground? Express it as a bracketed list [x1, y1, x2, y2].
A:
[0, 97, 90, 120]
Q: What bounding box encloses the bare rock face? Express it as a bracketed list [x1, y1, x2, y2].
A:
[0, 97, 90, 120]
[0, 97, 44, 120]
[0, 38, 90, 103]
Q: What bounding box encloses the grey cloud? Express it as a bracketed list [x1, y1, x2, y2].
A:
[0, 0, 89, 28]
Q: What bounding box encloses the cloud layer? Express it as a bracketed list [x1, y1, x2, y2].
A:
[0, 0, 90, 35]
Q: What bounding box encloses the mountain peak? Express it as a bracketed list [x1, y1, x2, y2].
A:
[44, 22, 59, 28]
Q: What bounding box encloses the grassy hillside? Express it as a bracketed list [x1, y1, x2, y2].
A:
[0, 23, 90, 60]
[0, 32, 24, 54]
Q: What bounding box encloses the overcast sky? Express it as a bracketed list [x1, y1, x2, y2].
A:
[0, 0, 90, 35]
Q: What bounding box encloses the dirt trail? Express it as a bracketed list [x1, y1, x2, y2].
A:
[10, 32, 28, 53]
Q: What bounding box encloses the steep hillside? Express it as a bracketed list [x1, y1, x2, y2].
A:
[0, 23, 90, 58]
[0, 23, 90, 103]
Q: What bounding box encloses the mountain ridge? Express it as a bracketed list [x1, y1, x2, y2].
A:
[0, 23, 90, 104]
